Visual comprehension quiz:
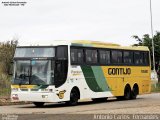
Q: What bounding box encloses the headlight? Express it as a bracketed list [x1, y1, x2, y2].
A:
[42, 95, 48, 98]
[41, 89, 53, 92]
[12, 94, 18, 97]
[41, 89, 48, 92]
[12, 94, 19, 100]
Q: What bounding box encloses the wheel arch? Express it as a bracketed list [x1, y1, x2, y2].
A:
[125, 83, 131, 90]
[71, 86, 80, 99]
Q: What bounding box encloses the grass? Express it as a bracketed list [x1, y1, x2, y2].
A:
[0, 87, 11, 97]
[151, 83, 160, 92]
[0, 73, 11, 98]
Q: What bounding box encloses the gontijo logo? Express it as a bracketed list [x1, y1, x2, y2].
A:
[108, 68, 131, 75]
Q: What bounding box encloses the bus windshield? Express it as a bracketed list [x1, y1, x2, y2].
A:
[14, 47, 55, 58]
[13, 60, 53, 85]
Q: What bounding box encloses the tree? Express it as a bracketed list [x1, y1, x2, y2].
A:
[133, 31, 160, 70]
[0, 40, 18, 74]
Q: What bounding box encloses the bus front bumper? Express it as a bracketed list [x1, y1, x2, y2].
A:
[11, 92, 62, 103]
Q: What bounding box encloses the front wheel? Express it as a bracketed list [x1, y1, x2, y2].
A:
[66, 89, 79, 106]
[33, 102, 45, 107]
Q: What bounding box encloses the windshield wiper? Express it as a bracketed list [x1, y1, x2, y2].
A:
[18, 75, 30, 85]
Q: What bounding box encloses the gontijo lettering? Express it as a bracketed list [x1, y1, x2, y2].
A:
[108, 68, 131, 75]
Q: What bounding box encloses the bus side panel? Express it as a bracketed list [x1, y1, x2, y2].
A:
[62, 65, 150, 101]
[101, 66, 151, 97]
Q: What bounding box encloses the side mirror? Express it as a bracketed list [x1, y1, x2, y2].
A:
[8, 61, 14, 76]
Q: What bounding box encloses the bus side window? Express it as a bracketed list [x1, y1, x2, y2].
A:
[99, 50, 106, 64]
[143, 52, 149, 65]
[105, 50, 111, 64]
[54, 61, 63, 87]
[55, 61, 68, 88]
[92, 50, 98, 64]
[134, 52, 143, 65]
[99, 50, 110, 65]
[123, 51, 133, 64]
[71, 48, 78, 64]
[56, 46, 68, 60]
[86, 49, 92, 63]
[77, 49, 84, 64]
[111, 50, 122, 64]
[71, 48, 84, 65]
[85, 49, 98, 64]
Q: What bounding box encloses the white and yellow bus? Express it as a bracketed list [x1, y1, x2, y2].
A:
[11, 40, 151, 107]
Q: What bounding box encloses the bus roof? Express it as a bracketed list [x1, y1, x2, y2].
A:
[71, 40, 149, 51]
[16, 40, 149, 51]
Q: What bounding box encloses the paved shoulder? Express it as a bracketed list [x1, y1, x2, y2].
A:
[0, 93, 159, 114]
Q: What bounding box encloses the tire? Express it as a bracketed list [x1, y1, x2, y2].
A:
[117, 85, 131, 100]
[131, 85, 139, 99]
[116, 96, 124, 100]
[33, 102, 45, 107]
[123, 85, 131, 100]
[67, 89, 79, 106]
[92, 97, 108, 103]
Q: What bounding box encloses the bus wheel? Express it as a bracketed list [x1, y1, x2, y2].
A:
[33, 102, 45, 107]
[131, 84, 139, 99]
[67, 88, 79, 106]
[123, 85, 131, 100]
[92, 97, 108, 103]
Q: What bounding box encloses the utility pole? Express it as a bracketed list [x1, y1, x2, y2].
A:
[150, 0, 157, 82]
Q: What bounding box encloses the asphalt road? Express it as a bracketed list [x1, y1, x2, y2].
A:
[0, 93, 160, 120]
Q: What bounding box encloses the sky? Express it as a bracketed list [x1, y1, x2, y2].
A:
[0, 0, 160, 46]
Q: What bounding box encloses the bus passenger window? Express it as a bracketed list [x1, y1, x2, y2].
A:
[86, 49, 97, 64]
[86, 50, 92, 62]
[71, 49, 78, 63]
[99, 50, 105, 64]
[123, 51, 133, 64]
[134, 52, 143, 65]
[99, 50, 110, 64]
[92, 50, 98, 63]
[143, 52, 149, 65]
[77, 49, 84, 64]
[111, 50, 122, 64]
[105, 51, 110, 64]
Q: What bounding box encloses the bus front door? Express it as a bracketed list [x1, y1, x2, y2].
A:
[54, 60, 67, 88]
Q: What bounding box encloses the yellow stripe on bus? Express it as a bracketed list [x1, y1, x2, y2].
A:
[11, 85, 37, 89]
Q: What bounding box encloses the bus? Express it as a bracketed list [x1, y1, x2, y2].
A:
[11, 40, 151, 107]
